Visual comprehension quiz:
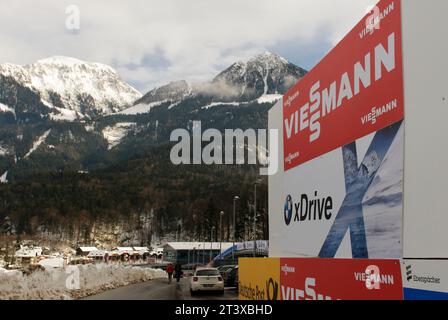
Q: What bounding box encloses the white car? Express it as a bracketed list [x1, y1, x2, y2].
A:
[190, 268, 224, 295]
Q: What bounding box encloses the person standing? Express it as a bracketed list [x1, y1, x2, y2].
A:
[166, 263, 174, 283]
[174, 262, 182, 283]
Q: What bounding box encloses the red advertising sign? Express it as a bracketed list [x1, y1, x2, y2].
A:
[280, 258, 403, 300]
[283, 0, 404, 171]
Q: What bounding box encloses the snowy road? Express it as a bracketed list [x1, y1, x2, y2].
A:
[82, 277, 238, 300]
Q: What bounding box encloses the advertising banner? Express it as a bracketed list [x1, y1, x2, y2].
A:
[401, 260, 448, 300]
[274, 0, 404, 259]
[280, 258, 403, 300]
[283, 0, 403, 171]
[238, 258, 281, 300]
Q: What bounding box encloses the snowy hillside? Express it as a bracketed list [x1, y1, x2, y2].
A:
[102, 123, 136, 149]
[23, 129, 51, 159]
[0, 56, 141, 120]
[120, 52, 306, 115]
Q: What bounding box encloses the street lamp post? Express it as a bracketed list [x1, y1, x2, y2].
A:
[219, 211, 224, 259]
[233, 196, 239, 262]
[210, 227, 215, 262]
[253, 180, 261, 257]
[202, 238, 205, 265]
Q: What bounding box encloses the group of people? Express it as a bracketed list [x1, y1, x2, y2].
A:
[166, 262, 183, 283]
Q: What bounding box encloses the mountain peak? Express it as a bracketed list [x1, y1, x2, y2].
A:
[0, 56, 141, 120]
[123, 52, 307, 115]
[36, 56, 84, 65]
[247, 51, 288, 64]
[33, 56, 117, 74]
[212, 52, 307, 100]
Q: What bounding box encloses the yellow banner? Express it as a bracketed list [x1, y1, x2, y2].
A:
[238, 258, 281, 300]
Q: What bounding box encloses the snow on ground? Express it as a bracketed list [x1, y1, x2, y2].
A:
[0, 146, 10, 156]
[0, 103, 15, 117]
[49, 107, 79, 121]
[38, 258, 64, 269]
[119, 100, 167, 115]
[202, 101, 243, 110]
[0, 264, 166, 300]
[0, 171, 8, 183]
[202, 95, 281, 110]
[257, 94, 282, 104]
[23, 129, 51, 159]
[167, 100, 181, 110]
[102, 122, 136, 149]
[84, 124, 95, 132]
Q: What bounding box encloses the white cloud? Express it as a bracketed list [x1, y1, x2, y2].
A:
[0, 0, 376, 92]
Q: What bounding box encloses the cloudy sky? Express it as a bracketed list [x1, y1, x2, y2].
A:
[0, 0, 376, 93]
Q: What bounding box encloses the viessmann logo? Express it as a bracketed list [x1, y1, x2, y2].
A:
[283, 192, 333, 226]
[281, 264, 296, 276]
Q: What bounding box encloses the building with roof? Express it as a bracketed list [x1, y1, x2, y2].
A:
[212, 240, 269, 266]
[87, 250, 108, 262]
[14, 245, 43, 267]
[76, 247, 98, 256]
[163, 242, 234, 265]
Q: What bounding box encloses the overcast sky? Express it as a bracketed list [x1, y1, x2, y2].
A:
[0, 0, 376, 93]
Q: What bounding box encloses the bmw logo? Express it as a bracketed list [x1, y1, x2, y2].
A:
[284, 195, 293, 225]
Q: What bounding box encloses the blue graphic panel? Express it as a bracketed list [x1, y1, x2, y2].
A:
[404, 288, 448, 300]
[319, 121, 403, 258]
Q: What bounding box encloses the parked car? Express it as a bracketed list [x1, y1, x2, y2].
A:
[190, 268, 224, 295]
[216, 265, 238, 286]
[224, 265, 238, 287]
[217, 265, 234, 278]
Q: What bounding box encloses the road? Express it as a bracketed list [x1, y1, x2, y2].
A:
[83, 277, 238, 300]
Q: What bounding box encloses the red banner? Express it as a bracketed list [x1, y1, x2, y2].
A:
[280, 258, 403, 300]
[283, 0, 404, 171]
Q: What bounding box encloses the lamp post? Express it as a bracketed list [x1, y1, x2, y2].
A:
[233, 196, 239, 262]
[210, 227, 215, 262]
[219, 211, 224, 259]
[202, 238, 205, 265]
[253, 180, 261, 257]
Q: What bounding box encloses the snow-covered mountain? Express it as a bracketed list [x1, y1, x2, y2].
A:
[122, 52, 306, 115]
[212, 51, 306, 101]
[0, 52, 306, 246]
[0, 52, 307, 175]
[0, 56, 141, 120]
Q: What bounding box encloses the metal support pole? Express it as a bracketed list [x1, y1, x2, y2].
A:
[253, 183, 258, 257]
[210, 227, 215, 262]
[219, 211, 224, 259]
[232, 196, 239, 262]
